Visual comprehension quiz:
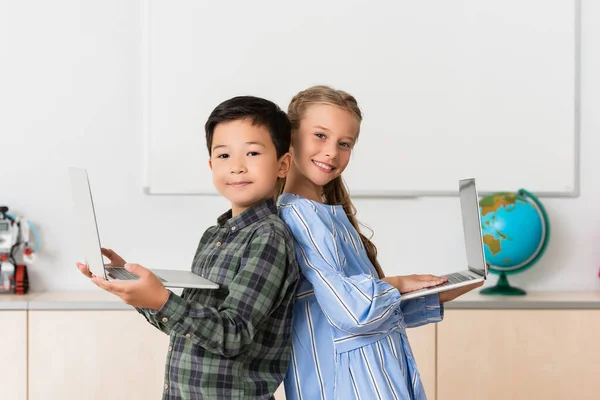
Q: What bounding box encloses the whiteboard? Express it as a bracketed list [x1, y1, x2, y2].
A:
[142, 0, 579, 197]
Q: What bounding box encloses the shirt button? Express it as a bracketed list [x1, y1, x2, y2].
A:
[185, 333, 191, 338]
[164, 383, 169, 389]
[216, 242, 222, 247]
[168, 346, 172, 351]
[162, 317, 168, 323]
[231, 226, 236, 231]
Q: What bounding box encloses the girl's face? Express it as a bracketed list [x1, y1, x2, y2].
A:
[292, 104, 359, 187]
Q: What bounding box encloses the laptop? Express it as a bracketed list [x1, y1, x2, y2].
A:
[401, 178, 488, 300]
[68, 167, 219, 289]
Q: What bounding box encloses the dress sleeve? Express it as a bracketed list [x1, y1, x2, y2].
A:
[280, 201, 401, 334]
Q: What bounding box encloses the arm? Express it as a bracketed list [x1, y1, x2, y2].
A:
[132, 230, 214, 335]
[150, 229, 290, 357]
[77, 258, 174, 335]
[401, 279, 485, 327]
[280, 202, 401, 334]
[400, 294, 444, 328]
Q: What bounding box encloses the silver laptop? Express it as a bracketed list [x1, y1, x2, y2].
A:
[68, 167, 219, 289]
[401, 178, 487, 300]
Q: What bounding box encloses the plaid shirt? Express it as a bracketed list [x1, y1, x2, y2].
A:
[138, 199, 299, 399]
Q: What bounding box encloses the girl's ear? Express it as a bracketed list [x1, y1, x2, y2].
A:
[277, 152, 292, 178]
[208, 159, 213, 170]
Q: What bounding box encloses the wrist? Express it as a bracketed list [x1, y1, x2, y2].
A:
[384, 276, 403, 292]
[392, 276, 405, 292]
[439, 293, 447, 304]
[152, 288, 171, 311]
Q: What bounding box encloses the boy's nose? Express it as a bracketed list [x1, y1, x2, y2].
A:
[230, 164, 247, 174]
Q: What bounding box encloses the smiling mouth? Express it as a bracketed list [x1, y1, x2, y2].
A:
[312, 160, 335, 172]
[228, 182, 252, 187]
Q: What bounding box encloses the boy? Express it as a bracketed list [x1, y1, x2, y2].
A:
[77, 96, 300, 399]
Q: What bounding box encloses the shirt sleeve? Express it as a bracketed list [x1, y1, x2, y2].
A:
[134, 306, 172, 335]
[280, 201, 402, 334]
[149, 228, 291, 358]
[400, 294, 444, 328]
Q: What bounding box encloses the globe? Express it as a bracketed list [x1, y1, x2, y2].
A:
[478, 189, 550, 295]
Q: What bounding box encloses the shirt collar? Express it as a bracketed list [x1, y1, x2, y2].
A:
[216, 198, 277, 231]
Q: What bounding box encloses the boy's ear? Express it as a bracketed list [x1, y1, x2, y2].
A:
[208, 159, 213, 170]
[277, 152, 292, 178]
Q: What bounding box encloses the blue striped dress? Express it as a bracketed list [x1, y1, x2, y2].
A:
[277, 193, 444, 400]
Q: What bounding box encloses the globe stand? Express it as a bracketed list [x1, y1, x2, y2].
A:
[480, 272, 526, 296]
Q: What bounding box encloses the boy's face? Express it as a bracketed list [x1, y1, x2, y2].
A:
[209, 120, 290, 216]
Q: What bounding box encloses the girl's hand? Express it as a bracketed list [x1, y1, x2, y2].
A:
[382, 275, 447, 294]
[439, 280, 484, 303]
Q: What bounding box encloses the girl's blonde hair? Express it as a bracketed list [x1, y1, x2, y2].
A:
[277, 85, 385, 278]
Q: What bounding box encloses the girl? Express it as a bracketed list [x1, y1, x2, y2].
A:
[277, 85, 482, 400]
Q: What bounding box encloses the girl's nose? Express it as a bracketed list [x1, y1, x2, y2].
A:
[325, 145, 338, 159]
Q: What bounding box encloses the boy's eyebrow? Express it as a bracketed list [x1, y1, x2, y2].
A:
[212, 141, 266, 152]
[246, 141, 267, 147]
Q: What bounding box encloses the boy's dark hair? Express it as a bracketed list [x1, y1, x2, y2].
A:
[205, 96, 291, 158]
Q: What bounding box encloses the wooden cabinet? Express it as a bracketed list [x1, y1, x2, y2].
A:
[0, 311, 27, 400]
[407, 324, 437, 399]
[28, 310, 169, 400]
[437, 310, 600, 400]
[4, 291, 599, 400]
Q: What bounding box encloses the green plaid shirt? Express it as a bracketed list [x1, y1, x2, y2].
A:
[138, 199, 299, 399]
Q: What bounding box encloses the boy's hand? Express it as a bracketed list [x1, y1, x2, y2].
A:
[75, 247, 126, 278]
[88, 263, 170, 310]
[101, 248, 126, 267]
[382, 274, 448, 294]
[76, 261, 95, 278]
[439, 280, 484, 303]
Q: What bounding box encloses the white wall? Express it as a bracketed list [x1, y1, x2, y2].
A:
[2, 0, 599, 292]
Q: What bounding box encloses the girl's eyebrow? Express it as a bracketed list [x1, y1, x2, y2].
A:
[313, 125, 357, 142]
[313, 125, 331, 132]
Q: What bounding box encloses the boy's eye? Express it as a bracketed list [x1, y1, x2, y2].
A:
[315, 132, 326, 139]
[216, 154, 229, 159]
[248, 151, 260, 156]
[340, 142, 352, 149]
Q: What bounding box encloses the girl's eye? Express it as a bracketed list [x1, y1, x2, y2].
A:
[315, 132, 326, 139]
[217, 154, 229, 159]
[248, 151, 260, 156]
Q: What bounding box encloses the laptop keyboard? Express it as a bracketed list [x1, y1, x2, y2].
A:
[105, 267, 166, 283]
[436, 271, 475, 287]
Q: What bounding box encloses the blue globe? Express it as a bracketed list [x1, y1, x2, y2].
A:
[479, 190, 550, 274]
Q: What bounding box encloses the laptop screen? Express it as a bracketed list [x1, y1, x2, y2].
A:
[69, 167, 108, 279]
[459, 178, 487, 277]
